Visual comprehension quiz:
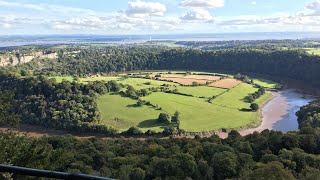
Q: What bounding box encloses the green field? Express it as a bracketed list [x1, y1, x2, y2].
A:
[49, 72, 276, 132]
[117, 78, 177, 89]
[48, 76, 74, 83]
[305, 48, 320, 55]
[80, 76, 120, 83]
[98, 94, 165, 131]
[97, 78, 274, 132]
[175, 86, 227, 98]
[253, 78, 280, 89]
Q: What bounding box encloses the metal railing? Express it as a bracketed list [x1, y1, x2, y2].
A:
[0, 164, 113, 180]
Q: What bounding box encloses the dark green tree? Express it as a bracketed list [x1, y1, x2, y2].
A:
[157, 113, 171, 124]
[129, 168, 146, 180]
[245, 162, 295, 180]
[250, 103, 259, 111]
[171, 111, 181, 129]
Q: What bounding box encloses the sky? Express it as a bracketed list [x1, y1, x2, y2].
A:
[0, 0, 320, 35]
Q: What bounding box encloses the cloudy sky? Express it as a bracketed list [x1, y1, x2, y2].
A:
[0, 0, 319, 35]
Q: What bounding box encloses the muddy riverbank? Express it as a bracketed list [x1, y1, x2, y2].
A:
[217, 89, 316, 138]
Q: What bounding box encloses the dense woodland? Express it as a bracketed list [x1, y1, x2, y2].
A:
[1, 45, 320, 179]
[0, 70, 121, 134]
[10, 46, 320, 88]
[1, 127, 320, 179]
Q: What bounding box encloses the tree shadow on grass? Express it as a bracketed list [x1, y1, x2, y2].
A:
[127, 104, 139, 108]
[138, 119, 166, 129]
[240, 108, 252, 112]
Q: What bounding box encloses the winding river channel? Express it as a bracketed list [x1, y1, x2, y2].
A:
[218, 89, 316, 138]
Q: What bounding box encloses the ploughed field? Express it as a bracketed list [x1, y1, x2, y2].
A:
[50, 72, 278, 132]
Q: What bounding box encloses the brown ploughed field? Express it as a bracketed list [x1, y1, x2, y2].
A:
[208, 78, 242, 89]
[182, 75, 221, 81]
[159, 77, 210, 85]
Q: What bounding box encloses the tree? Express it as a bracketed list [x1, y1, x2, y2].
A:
[162, 125, 176, 135]
[211, 151, 238, 179]
[136, 99, 147, 107]
[0, 91, 20, 126]
[245, 162, 295, 180]
[157, 113, 171, 124]
[140, 89, 150, 96]
[125, 127, 143, 135]
[250, 103, 259, 111]
[129, 168, 146, 180]
[171, 111, 181, 129]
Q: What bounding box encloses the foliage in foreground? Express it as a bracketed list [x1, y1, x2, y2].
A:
[1, 128, 320, 179]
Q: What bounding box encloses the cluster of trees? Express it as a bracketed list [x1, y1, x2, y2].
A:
[158, 111, 181, 130]
[9, 47, 320, 88]
[0, 70, 122, 134]
[0, 91, 19, 126]
[1, 126, 320, 179]
[296, 100, 320, 129]
[121, 86, 151, 99]
[165, 89, 194, 97]
[245, 88, 266, 103]
[234, 73, 253, 84]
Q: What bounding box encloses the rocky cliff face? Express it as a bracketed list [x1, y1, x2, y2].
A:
[0, 52, 57, 67]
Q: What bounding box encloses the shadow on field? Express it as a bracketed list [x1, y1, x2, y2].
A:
[127, 104, 139, 108]
[240, 108, 252, 112]
[138, 119, 165, 129]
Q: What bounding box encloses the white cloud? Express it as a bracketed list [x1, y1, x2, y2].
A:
[217, 13, 320, 27]
[180, 9, 214, 22]
[49, 12, 180, 33]
[251, 1, 257, 5]
[125, 0, 167, 17]
[180, 0, 224, 9]
[305, 0, 320, 10]
[2, 0, 320, 34]
[305, 0, 320, 16]
[0, 15, 42, 30]
[179, 0, 224, 23]
[50, 16, 112, 30]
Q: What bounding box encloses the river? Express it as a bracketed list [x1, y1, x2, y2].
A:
[218, 89, 316, 138]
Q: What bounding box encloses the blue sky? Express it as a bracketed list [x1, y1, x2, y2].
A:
[0, 0, 319, 35]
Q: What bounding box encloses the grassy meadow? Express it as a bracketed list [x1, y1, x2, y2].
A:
[49, 71, 277, 132]
[305, 48, 320, 55]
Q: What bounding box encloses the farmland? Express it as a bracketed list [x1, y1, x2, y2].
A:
[305, 48, 320, 55]
[208, 78, 242, 89]
[48, 72, 276, 132]
[58, 71, 274, 133]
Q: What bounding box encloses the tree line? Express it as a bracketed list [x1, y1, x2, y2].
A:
[9, 47, 320, 88]
[1, 126, 320, 179]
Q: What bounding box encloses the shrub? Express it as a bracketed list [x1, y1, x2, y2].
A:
[250, 103, 259, 111]
[157, 113, 171, 124]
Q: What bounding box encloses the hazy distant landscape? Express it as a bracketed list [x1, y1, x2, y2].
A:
[1, 32, 320, 47]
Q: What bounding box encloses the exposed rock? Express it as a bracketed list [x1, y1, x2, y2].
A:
[0, 51, 58, 67]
